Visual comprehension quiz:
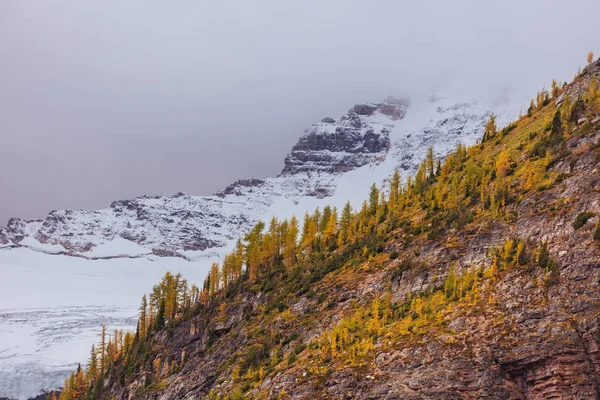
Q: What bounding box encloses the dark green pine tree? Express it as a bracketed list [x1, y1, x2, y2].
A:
[368, 183, 379, 216]
[155, 297, 166, 330]
[549, 108, 564, 147]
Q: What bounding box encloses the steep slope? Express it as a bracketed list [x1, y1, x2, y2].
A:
[0, 90, 515, 400]
[80, 60, 600, 399]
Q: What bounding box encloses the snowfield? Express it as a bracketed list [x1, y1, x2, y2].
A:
[0, 247, 213, 399]
[0, 88, 523, 399]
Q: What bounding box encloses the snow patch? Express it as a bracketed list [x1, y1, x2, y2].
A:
[19, 237, 67, 255]
[84, 237, 151, 259]
[0, 247, 212, 399]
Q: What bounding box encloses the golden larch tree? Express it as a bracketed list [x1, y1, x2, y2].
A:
[496, 149, 510, 178]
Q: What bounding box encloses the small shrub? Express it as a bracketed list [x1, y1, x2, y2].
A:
[529, 139, 547, 159]
[569, 98, 585, 123]
[594, 222, 600, 241]
[536, 242, 559, 284]
[502, 122, 517, 136]
[230, 389, 244, 400]
[294, 342, 307, 355]
[391, 257, 413, 281]
[529, 131, 538, 140]
[573, 212, 595, 230]
[287, 350, 297, 366]
[581, 121, 596, 136]
[544, 262, 560, 286]
[537, 242, 550, 269]
[518, 243, 529, 266]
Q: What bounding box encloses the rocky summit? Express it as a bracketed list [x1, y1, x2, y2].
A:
[281, 97, 407, 175]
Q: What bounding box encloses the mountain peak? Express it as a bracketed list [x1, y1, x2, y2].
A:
[281, 97, 407, 176]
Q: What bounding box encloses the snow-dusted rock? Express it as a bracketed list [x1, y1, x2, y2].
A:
[281, 105, 394, 175]
[0, 95, 512, 261]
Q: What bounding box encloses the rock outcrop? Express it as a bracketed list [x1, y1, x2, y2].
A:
[281, 98, 407, 175]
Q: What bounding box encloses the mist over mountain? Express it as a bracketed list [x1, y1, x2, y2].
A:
[1, 0, 599, 223]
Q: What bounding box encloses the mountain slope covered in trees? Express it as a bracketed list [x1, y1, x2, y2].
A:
[1, 92, 507, 400]
[57, 59, 600, 399]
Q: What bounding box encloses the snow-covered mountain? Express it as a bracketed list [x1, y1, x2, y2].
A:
[0, 97, 405, 259]
[0, 90, 520, 399]
[0, 94, 508, 261]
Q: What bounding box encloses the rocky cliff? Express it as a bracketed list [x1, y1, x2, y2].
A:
[86, 62, 600, 399]
[281, 98, 406, 175]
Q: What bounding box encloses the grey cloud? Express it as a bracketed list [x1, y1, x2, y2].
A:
[1, 0, 599, 222]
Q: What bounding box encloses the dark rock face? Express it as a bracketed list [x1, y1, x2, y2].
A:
[558, 58, 600, 103]
[380, 97, 410, 120]
[281, 97, 407, 175]
[36, 211, 66, 244]
[0, 227, 8, 245]
[352, 102, 379, 115]
[5, 217, 33, 243]
[215, 179, 266, 198]
[152, 248, 187, 259]
[15, 194, 236, 254]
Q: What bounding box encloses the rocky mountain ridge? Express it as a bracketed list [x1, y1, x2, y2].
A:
[0, 98, 401, 255]
[0, 95, 495, 261]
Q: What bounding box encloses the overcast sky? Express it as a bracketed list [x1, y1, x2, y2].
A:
[1, 0, 599, 223]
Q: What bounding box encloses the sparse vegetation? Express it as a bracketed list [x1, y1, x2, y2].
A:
[573, 212, 595, 230]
